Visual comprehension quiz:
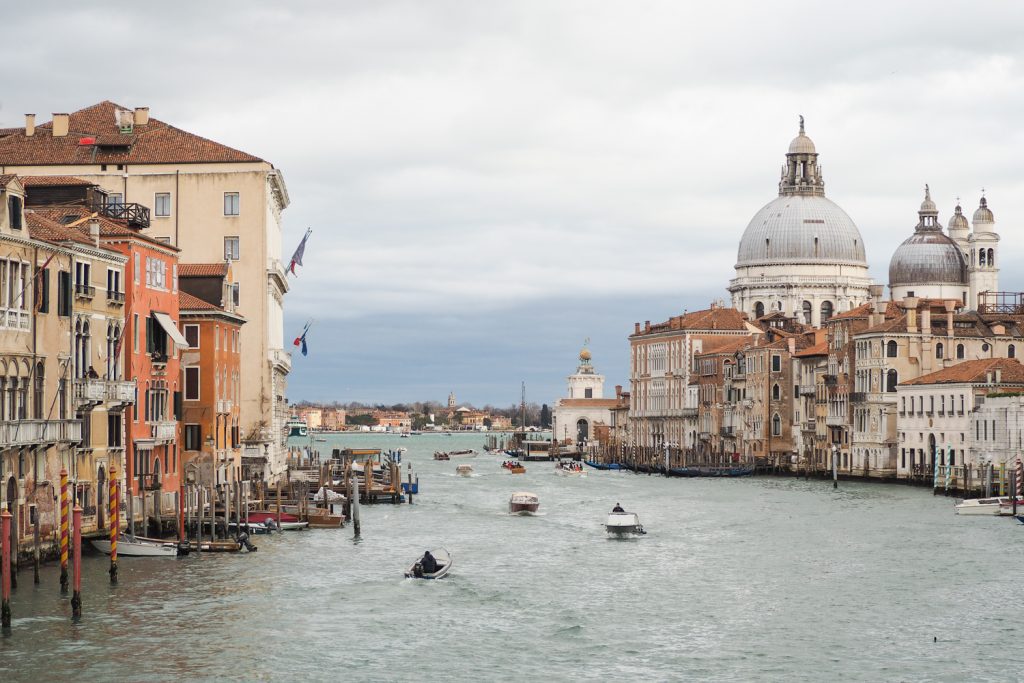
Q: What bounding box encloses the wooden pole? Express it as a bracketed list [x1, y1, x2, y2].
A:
[71, 505, 82, 619]
[59, 467, 69, 593]
[109, 466, 118, 584]
[33, 506, 41, 585]
[197, 485, 204, 551]
[178, 480, 185, 543]
[276, 479, 282, 533]
[1, 509, 11, 628]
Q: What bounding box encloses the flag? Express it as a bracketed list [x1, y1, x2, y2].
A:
[293, 320, 311, 357]
[288, 228, 312, 276]
[32, 252, 56, 312]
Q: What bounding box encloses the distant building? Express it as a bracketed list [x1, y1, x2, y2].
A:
[552, 347, 619, 446]
[320, 407, 346, 431]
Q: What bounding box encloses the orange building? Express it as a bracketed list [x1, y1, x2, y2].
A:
[179, 264, 245, 483]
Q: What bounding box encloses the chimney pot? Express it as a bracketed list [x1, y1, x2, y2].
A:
[52, 113, 69, 137]
[89, 219, 100, 246]
[24, 114, 35, 137]
[644, 320, 651, 332]
[134, 107, 150, 125]
[634, 322, 640, 334]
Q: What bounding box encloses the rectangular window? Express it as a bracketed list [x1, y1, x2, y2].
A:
[133, 313, 139, 353]
[215, 325, 219, 350]
[107, 193, 123, 208]
[57, 271, 71, 316]
[184, 366, 200, 401]
[772, 355, 781, 372]
[184, 424, 202, 451]
[35, 267, 49, 313]
[154, 192, 171, 217]
[107, 413, 122, 448]
[145, 257, 167, 289]
[8, 195, 23, 230]
[224, 236, 240, 261]
[584, 388, 593, 399]
[224, 192, 240, 216]
[231, 282, 240, 308]
[172, 264, 177, 292]
[184, 324, 200, 349]
[134, 252, 140, 284]
[106, 268, 121, 298]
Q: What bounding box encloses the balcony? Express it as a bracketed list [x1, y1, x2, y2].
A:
[0, 419, 81, 447]
[150, 420, 177, 442]
[826, 415, 846, 427]
[799, 384, 816, 396]
[107, 379, 136, 405]
[107, 290, 125, 306]
[74, 283, 96, 299]
[698, 432, 711, 441]
[681, 407, 697, 418]
[1, 308, 30, 330]
[720, 426, 735, 437]
[850, 392, 867, 403]
[150, 351, 168, 366]
[804, 420, 816, 432]
[267, 258, 290, 294]
[73, 378, 106, 406]
[824, 375, 838, 387]
[269, 348, 292, 374]
[90, 197, 150, 229]
[217, 399, 233, 414]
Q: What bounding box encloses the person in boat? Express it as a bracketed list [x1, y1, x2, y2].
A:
[421, 550, 439, 574]
[612, 503, 625, 513]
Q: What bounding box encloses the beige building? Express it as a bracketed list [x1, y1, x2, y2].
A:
[0, 103, 292, 478]
[551, 347, 618, 446]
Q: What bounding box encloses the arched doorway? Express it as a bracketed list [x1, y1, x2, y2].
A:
[97, 465, 106, 530]
[927, 434, 936, 470]
[754, 302, 765, 319]
[576, 418, 589, 443]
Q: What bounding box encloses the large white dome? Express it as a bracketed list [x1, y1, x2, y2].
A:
[736, 194, 868, 267]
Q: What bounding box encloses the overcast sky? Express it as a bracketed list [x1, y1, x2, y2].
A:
[3, 1, 1024, 407]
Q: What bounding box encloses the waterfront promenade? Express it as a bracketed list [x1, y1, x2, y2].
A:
[2, 432, 1022, 682]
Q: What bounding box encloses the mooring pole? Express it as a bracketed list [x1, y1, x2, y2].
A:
[59, 467, 69, 594]
[178, 480, 185, 543]
[33, 506, 41, 585]
[276, 479, 283, 534]
[109, 467, 118, 584]
[1, 509, 11, 628]
[71, 505, 82, 619]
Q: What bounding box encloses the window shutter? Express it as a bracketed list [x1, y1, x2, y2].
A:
[146, 316, 154, 353]
[173, 391, 182, 420]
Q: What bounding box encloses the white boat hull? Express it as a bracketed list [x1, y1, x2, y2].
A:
[606, 512, 645, 536]
[955, 497, 1021, 516]
[92, 537, 181, 557]
[509, 492, 540, 515]
[406, 548, 453, 579]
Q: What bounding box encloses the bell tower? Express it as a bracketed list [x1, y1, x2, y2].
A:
[968, 194, 999, 308]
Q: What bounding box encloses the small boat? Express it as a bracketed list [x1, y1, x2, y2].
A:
[584, 461, 624, 471]
[313, 437, 327, 443]
[449, 449, 477, 457]
[556, 461, 585, 475]
[509, 491, 539, 515]
[227, 521, 273, 535]
[247, 511, 309, 530]
[405, 548, 453, 579]
[434, 451, 450, 461]
[400, 433, 410, 438]
[955, 496, 1021, 516]
[501, 461, 526, 474]
[606, 511, 646, 537]
[456, 464, 474, 477]
[92, 535, 188, 557]
[312, 486, 346, 504]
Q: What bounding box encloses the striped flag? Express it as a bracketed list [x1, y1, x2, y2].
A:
[293, 320, 312, 357]
[287, 228, 312, 276]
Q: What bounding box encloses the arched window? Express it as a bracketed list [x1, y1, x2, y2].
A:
[772, 383, 781, 400]
[1010, 344, 1016, 359]
[979, 250, 986, 266]
[802, 301, 812, 324]
[772, 413, 781, 436]
[820, 301, 834, 322]
[987, 248, 994, 266]
[956, 344, 965, 359]
[935, 342, 944, 359]
[576, 418, 589, 443]
[886, 340, 898, 358]
[886, 369, 898, 393]
[754, 302, 765, 319]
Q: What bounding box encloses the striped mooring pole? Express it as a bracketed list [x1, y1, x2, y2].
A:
[1, 508, 11, 628]
[60, 468, 69, 594]
[109, 467, 118, 584]
[71, 504, 82, 619]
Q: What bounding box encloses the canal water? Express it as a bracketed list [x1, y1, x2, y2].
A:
[2, 432, 1023, 682]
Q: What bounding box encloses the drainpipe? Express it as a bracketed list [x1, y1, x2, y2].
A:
[175, 170, 180, 247]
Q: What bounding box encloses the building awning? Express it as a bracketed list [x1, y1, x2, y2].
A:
[153, 312, 190, 350]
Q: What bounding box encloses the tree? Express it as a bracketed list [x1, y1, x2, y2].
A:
[540, 404, 551, 429]
[346, 413, 378, 427]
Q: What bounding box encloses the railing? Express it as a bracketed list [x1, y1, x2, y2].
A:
[1, 308, 31, 330]
[74, 283, 95, 299]
[90, 197, 151, 229]
[107, 379, 136, 404]
[150, 351, 168, 365]
[269, 348, 292, 373]
[0, 419, 81, 447]
[107, 290, 125, 305]
[216, 399, 233, 414]
[73, 378, 106, 404]
[720, 427, 734, 437]
[150, 420, 176, 441]
[799, 384, 816, 396]
[681, 407, 697, 417]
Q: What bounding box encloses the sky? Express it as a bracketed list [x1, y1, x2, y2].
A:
[3, 1, 1024, 407]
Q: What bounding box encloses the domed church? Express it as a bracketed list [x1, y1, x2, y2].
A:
[728, 118, 873, 327]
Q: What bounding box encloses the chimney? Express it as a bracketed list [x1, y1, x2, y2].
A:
[644, 320, 651, 333]
[921, 307, 931, 333]
[25, 114, 35, 137]
[904, 297, 918, 333]
[89, 219, 100, 247]
[134, 107, 150, 125]
[995, 368, 1002, 384]
[944, 300, 956, 338]
[52, 113, 69, 137]
[615, 385, 622, 398]
[788, 337, 796, 355]
[634, 322, 640, 335]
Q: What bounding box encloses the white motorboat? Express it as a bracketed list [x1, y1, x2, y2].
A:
[555, 461, 585, 476]
[509, 491, 540, 515]
[954, 496, 1022, 516]
[456, 464, 474, 477]
[91, 535, 185, 557]
[606, 511, 646, 536]
[406, 548, 453, 579]
[312, 486, 346, 503]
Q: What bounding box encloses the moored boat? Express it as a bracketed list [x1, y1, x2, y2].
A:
[509, 491, 539, 515]
[449, 449, 477, 457]
[584, 461, 624, 471]
[406, 548, 453, 579]
[92, 535, 187, 557]
[456, 464, 474, 477]
[247, 510, 309, 530]
[955, 496, 1021, 516]
[606, 511, 646, 537]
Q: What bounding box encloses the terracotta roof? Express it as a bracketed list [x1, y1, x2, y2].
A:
[29, 206, 178, 250]
[901, 358, 1024, 386]
[0, 128, 20, 138]
[178, 291, 219, 311]
[0, 174, 17, 186]
[831, 302, 875, 320]
[793, 339, 828, 357]
[696, 336, 751, 356]
[25, 211, 96, 246]
[179, 263, 228, 277]
[19, 175, 94, 187]
[0, 101, 264, 166]
[637, 306, 749, 336]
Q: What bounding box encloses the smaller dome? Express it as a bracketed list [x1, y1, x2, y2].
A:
[788, 132, 816, 155]
[948, 204, 969, 232]
[973, 196, 994, 223]
[919, 184, 937, 213]
[889, 231, 968, 287]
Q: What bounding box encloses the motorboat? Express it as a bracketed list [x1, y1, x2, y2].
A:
[955, 496, 1021, 516]
[449, 449, 477, 457]
[312, 486, 346, 504]
[434, 451, 450, 461]
[502, 461, 526, 474]
[456, 464, 474, 477]
[606, 511, 646, 537]
[247, 510, 309, 530]
[555, 461, 585, 475]
[92, 535, 188, 557]
[509, 491, 540, 515]
[406, 548, 453, 579]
